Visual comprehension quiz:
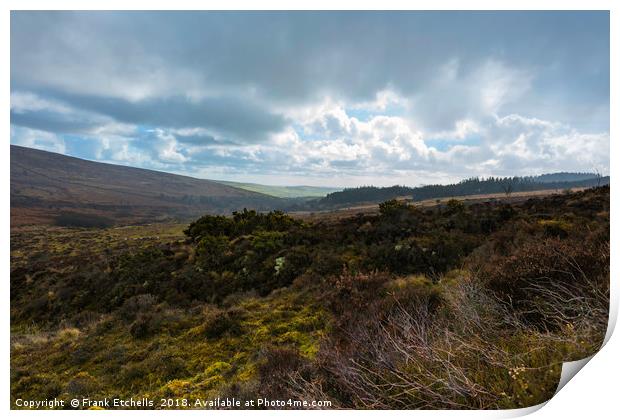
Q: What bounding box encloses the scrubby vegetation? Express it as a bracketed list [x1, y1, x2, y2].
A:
[10, 187, 609, 409]
[311, 174, 609, 208]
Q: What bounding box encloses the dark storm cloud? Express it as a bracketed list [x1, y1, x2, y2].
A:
[31, 89, 287, 141]
[10, 108, 105, 135]
[11, 11, 608, 108]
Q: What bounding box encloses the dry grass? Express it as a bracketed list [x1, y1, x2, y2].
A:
[284, 268, 608, 409]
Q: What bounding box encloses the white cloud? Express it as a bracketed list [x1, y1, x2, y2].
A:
[427, 119, 481, 141]
[483, 114, 610, 175]
[348, 89, 411, 113]
[148, 129, 188, 163]
[11, 91, 72, 114]
[11, 126, 66, 154]
[409, 58, 533, 134]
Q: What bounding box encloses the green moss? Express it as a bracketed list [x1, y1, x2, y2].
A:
[538, 219, 573, 237]
[11, 285, 328, 407]
[204, 361, 232, 377]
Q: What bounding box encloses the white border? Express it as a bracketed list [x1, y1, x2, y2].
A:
[2, 2, 616, 420]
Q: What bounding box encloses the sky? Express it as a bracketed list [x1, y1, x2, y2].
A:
[10, 11, 610, 187]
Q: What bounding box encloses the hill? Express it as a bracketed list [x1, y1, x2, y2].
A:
[529, 172, 600, 183]
[10, 145, 287, 227]
[216, 180, 341, 198]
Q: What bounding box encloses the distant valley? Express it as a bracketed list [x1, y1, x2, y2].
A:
[216, 181, 341, 198]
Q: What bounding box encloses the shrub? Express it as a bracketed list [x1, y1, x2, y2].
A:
[185, 209, 301, 242]
[258, 347, 306, 399]
[444, 199, 465, 215]
[538, 219, 572, 238]
[144, 353, 190, 382]
[120, 362, 149, 386]
[65, 372, 99, 398]
[483, 237, 609, 328]
[184, 214, 233, 241]
[57, 327, 81, 341]
[202, 307, 243, 339]
[273, 248, 312, 285]
[322, 270, 391, 332]
[498, 204, 516, 221]
[195, 234, 230, 269]
[379, 199, 409, 217]
[118, 294, 158, 321]
[129, 312, 164, 339]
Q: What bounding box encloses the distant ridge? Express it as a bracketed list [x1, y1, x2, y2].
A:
[308, 174, 609, 209]
[528, 172, 600, 183]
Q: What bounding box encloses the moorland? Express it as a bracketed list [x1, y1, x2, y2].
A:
[10, 180, 609, 409]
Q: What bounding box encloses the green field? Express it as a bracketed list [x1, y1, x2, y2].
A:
[216, 181, 341, 198]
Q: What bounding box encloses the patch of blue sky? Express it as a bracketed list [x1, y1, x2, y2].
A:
[346, 108, 375, 122]
[346, 102, 407, 122]
[291, 123, 327, 142]
[425, 135, 482, 152]
[63, 134, 101, 159]
[135, 124, 156, 135]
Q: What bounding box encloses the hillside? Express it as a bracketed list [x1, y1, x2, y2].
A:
[529, 172, 600, 183]
[10, 145, 287, 227]
[310, 175, 609, 209]
[217, 180, 341, 198]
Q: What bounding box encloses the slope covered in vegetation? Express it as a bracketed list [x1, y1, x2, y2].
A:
[10, 145, 290, 227]
[311, 175, 609, 209]
[10, 187, 609, 409]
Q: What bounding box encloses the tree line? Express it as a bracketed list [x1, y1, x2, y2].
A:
[311, 173, 609, 208]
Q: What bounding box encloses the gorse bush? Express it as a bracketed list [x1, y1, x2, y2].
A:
[184, 209, 302, 242]
[378, 198, 410, 217]
[201, 306, 244, 339]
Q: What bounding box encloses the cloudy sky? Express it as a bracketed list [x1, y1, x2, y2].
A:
[10, 11, 609, 187]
